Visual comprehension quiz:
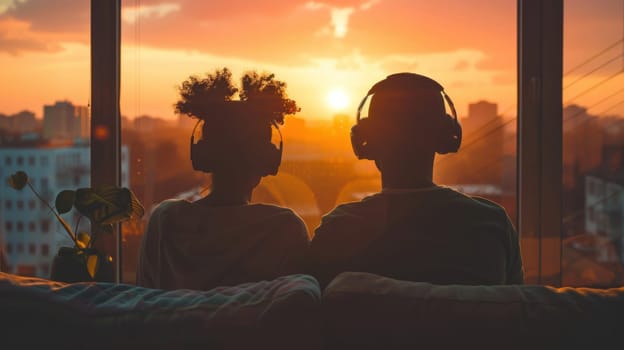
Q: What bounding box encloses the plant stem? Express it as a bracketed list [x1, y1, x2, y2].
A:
[74, 215, 82, 240]
[27, 181, 78, 246]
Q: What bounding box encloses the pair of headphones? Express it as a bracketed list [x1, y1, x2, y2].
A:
[190, 118, 283, 176]
[350, 73, 462, 160]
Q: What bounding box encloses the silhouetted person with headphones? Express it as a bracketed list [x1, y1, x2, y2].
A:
[137, 68, 309, 290]
[307, 72, 524, 288]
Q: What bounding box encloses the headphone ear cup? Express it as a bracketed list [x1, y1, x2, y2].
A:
[351, 118, 375, 160]
[191, 139, 217, 172]
[435, 114, 462, 154]
[261, 144, 282, 176]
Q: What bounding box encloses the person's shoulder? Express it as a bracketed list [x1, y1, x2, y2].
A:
[157, 198, 191, 208]
[248, 202, 302, 218]
[150, 198, 192, 217]
[323, 193, 383, 221]
[315, 194, 384, 238]
[249, 203, 308, 230]
[440, 186, 510, 221]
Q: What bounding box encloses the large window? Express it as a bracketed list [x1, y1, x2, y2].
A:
[561, 0, 624, 287]
[8, 1, 616, 288]
[0, 0, 91, 278]
[119, 0, 518, 283]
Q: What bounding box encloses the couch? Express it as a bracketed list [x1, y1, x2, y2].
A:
[1, 271, 623, 349]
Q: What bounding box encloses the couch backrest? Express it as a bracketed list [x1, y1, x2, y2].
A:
[322, 272, 624, 349]
[0, 272, 322, 349]
[3, 271, 623, 349]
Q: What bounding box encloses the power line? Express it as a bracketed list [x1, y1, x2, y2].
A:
[563, 53, 623, 90]
[437, 33, 624, 170]
[438, 16, 624, 223]
[445, 57, 622, 165]
[595, 98, 624, 116]
[498, 104, 516, 118]
[563, 85, 624, 124]
[442, 82, 624, 172]
[448, 120, 624, 201]
[462, 117, 515, 149]
[563, 69, 624, 105]
[463, 113, 510, 140]
[586, 85, 624, 110]
[439, 39, 623, 165]
[564, 39, 623, 76]
[440, 126, 515, 181]
[437, 117, 515, 166]
[444, 100, 624, 184]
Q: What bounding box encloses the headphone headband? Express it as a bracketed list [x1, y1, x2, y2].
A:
[191, 118, 283, 151]
[190, 117, 283, 175]
[351, 72, 462, 158]
[357, 72, 456, 122]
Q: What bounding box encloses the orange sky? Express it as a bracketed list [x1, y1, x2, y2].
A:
[0, 0, 623, 122]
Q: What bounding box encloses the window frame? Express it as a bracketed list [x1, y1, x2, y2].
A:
[91, 0, 122, 281]
[517, 0, 563, 286]
[91, 0, 565, 285]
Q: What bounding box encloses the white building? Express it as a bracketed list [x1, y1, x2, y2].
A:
[42, 101, 90, 140]
[0, 143, 128, 278]
[585, 175, 624, 263]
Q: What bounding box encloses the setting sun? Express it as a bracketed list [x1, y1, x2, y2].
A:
[326, 88, 350, 111]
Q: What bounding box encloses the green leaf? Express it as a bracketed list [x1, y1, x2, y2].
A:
[7, 171, 29, 190]
[74, 186, 145, 226]
[55, 190, 76, 214]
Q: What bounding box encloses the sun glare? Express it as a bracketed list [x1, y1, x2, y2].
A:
[326, 88, 350, 111]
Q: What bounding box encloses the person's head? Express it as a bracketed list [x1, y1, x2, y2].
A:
[190, 102, 282, 191]
[176, 68, 299, 198]
[350, 73, 461, 178]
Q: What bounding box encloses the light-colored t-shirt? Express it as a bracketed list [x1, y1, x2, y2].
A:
[136, 199, 309, 290]
[307, 186, 524, 288]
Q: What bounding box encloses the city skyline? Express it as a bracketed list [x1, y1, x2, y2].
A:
[1, 1, 623, 120]
[2, 97, 624, 123]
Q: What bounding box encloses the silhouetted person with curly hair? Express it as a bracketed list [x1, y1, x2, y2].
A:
[137, 68, 308, 290]
[307, 73, 524, 288]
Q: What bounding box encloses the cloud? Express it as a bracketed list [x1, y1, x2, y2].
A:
[1, 0, 89, 33]
[0, 0, 89, 53]
[330, 7, 354, 38]
[359, 0, 380, 10]
[0, 16, 62, 54]
[123, 3, 181, 25]
[0, 33, 61, 55]
[304, 0, 379, 38]
[0, 0, 619, 89]
[115, 45, 513, 120]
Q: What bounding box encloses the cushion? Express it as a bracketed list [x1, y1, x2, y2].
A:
[322, 272, 624, 349]
[0, 272, 322, 349]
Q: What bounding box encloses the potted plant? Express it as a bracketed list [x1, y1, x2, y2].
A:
[7, 170, 144, 283]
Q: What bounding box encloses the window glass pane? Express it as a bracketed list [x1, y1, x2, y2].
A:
[562, 0, 624, 287]
[0, 0, 91, 278]
[121, 0, 517, 284]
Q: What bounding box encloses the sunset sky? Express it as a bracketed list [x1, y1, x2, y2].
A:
[0, 0, 623, 122]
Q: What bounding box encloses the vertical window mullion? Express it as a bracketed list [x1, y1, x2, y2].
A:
[518, 0, 563, 286]
[90, 0, 122, 282]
